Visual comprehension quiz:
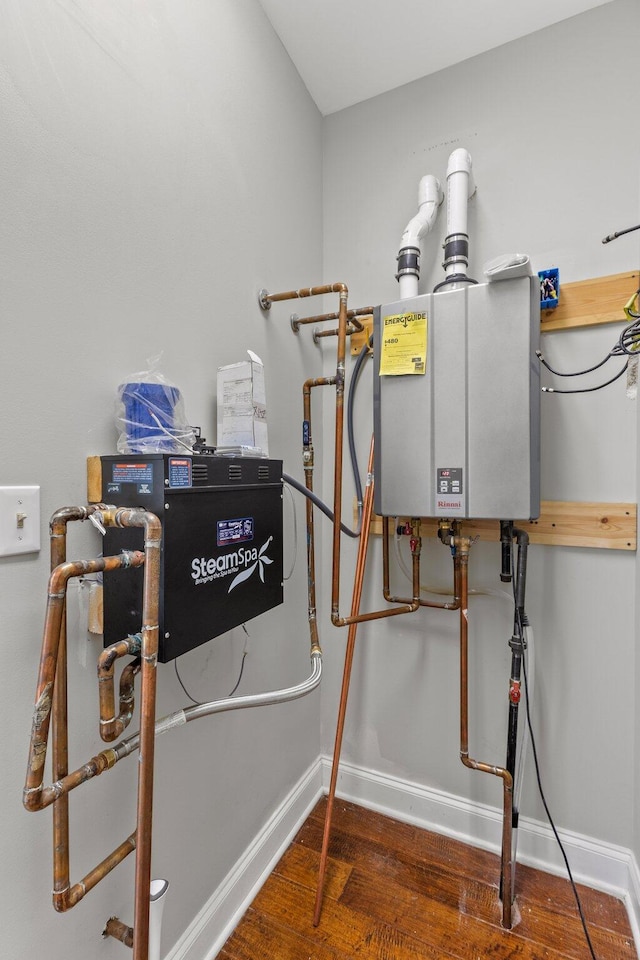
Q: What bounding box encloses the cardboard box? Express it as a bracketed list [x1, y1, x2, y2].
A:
[216, 352, 268, 456]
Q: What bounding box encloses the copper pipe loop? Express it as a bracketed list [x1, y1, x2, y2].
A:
[24, 552, 145, 811]
[457, 539, 514, 929]
[98, 635, 142, 741]
[24, 505, 162, 960]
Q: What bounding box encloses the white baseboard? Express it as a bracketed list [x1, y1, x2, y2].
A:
[164, 754, 640, 959]
[323, 756, 640, 951]
[163, 758, 323, 960]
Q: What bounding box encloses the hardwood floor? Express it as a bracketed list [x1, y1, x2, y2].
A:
[218, 796, 637, 960]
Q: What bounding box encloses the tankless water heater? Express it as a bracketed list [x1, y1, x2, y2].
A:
[373, 275, 540, 520]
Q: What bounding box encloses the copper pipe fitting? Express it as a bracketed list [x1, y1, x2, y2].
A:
[103, 917, 134, 948]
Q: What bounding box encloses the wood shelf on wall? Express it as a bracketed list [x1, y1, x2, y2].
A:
[540, 270, 638, 332]
[358, 501, 636, 551]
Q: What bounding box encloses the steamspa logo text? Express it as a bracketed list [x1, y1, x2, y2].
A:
[191, 536, 274, 592]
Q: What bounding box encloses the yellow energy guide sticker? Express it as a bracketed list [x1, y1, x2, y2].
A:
[379, 310, 427, 376]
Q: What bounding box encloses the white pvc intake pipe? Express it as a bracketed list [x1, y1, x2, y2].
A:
[397, 174, 443, 299]
[148, 879, 169, 960]
[443, 148, 476, 280]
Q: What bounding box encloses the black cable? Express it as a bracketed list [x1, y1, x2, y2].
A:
[537, 293, 640, 391]
[347, 336, 373, 511]
[541, 359, 628, 394]
[174, 658, 201, 705]
[536, 349, 616, 378]
[173, 624, 250, 704]
[227, 651, 247, 697]
[283, 472, 360, 538]
[509, 545, 598, 960]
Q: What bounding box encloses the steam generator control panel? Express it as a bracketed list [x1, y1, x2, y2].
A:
[101, 454, 283, 662]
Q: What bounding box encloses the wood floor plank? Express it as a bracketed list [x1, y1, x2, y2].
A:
[339, 867, 589, 960]
[299, 808, 634, 955]
[306, 798, 631, 934]
[251, 872, 462, 960]
[273, 842, 352, 901]
[219, 906, 351, 960]
[340, 862, 635, 960]
[218, 798, 638, 960]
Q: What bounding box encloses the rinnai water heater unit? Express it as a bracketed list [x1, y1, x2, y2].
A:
[101, 454, 284, 662]
[374, 275, 540, 520]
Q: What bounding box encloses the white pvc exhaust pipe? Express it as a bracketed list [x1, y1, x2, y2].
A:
[396, 174, 443, 299]
[439, 148, 476, 287]
[148, 878, 169, 960]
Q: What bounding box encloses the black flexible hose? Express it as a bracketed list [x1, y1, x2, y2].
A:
[282, 473, 359, 538]
[347, 337, 373, 511]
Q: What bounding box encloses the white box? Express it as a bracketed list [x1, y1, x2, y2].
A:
[216, 354, 268, 456]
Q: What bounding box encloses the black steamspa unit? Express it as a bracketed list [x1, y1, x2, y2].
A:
[101, 454, 284, 662]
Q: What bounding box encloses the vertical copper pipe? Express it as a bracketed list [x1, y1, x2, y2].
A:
[49, 506, 104, 912]
[313, 437, 377, 926]
[50, 511, 72, 912]
[303, 376, 336, 654]
[121, 509, 162, 960]
[457, 540, 514, 928]
[330, 286, 349, 624]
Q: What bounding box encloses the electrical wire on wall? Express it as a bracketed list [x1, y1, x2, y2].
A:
[538, 290, 639, 394]
[174, 624, 250, 705]
[509, 543, 599, 960]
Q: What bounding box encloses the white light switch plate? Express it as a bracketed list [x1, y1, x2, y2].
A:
[0, 486, 41, 557]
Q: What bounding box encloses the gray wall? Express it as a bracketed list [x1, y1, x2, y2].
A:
[1, 2, 322, 957]
[321, 0, 640, 850]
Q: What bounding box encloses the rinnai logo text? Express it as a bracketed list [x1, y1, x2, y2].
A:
[437, 499, 462, 510]
[191, 536, 274, 591]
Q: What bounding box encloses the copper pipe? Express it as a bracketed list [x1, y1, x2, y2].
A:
[292, 306, 374, 332]
[303, 376, 336, 655]
[98, 635, 142, 741]
[24, 553, 145, 812]
[67, 833, 137, 910]
[263, 282, 420, 629]
[104, 917, 134, 948]
[312, 323, 362, 341]
[117, 508, 162, 960]
[382, 519, 461, 611]
[262, 283, 351, 305]
[24, 504, 162, 960]
[457, 538, 514, 929]
[48, 506, 107, 916]
[331, 513, 419, 627]
[313, 435, 377, 926]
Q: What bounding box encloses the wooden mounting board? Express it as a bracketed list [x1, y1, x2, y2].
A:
[540, 271, 638, 333]
[358, 501, 636, 551]
[350, 316, 374, 355]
